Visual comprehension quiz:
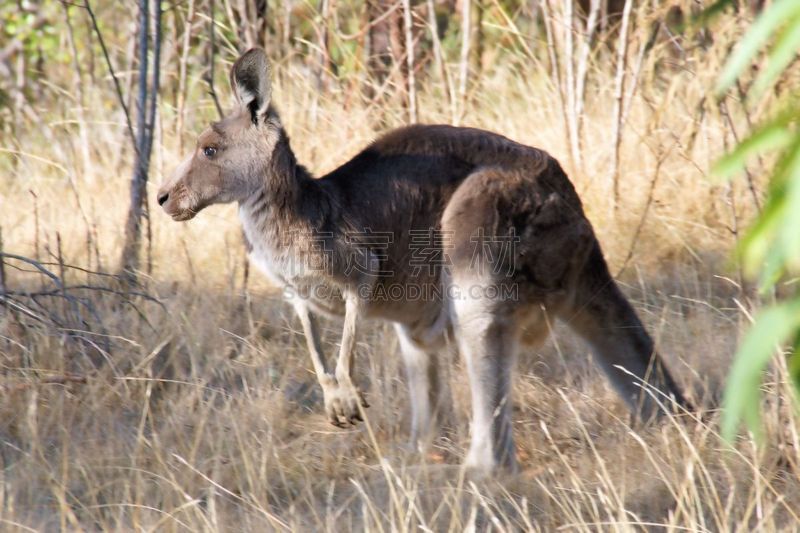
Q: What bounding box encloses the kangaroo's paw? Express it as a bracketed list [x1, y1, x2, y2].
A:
[321, 375, 369, 427]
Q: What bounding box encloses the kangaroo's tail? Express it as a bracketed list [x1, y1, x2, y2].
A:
[559, 240, 692, 419]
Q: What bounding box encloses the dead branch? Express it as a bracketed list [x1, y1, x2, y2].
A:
[0, 252, 164, 365]
[1, 374, 88, 394]
[207, 0, 225, 119]
[84, 0, 138, 154]
[0, 226, 6, 294]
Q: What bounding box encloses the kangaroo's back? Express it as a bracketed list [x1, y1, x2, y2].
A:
[317, 124, 563, 232]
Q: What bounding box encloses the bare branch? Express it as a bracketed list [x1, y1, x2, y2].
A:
[83, 0, 138, 154]
[207, 0, 224, 119]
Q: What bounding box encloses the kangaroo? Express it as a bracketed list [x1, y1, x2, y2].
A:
[157, 48, 690, 474]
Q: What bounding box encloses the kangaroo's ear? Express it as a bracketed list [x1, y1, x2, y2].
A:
[230, 48, 272, 125]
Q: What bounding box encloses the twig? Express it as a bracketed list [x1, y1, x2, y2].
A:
[616, 145, 674, 278]
[83, 0, 138, 154]
[0, 226, 6, 294]
[621, 19, 660, 130]
[4, 284, 160, 305]
[0, 253, 162, 358]
[207, 0, 224, 119]
[719, 96, 761, 212]
[2, 375, 88, 394]
[61, 2, 94, 177]
[1, 253, 65, 289]
[42, 375, 88, 385]
[31, 190, 40, 262]
[312, 0, 332, 124]
[176, 0, 197, 148]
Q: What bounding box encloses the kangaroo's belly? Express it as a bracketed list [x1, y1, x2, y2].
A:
[249, 247, 447, 331]
[248, 249, 346, 316]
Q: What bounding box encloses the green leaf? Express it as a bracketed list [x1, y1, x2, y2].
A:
[751, 13, 800, 98]
[740, 188, 786, 276]
[716, 0, 800, 94]
[789, 335, 800, 398]
[780, 149, 800, 269]
[687, 0, 735, 32]
[711, 115, 795, 180]
[758, 245, 786, 293]
[739, 136, 800, 277]
[722, 300, 800, 441]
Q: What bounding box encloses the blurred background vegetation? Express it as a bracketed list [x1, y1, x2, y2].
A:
[1, 0, 777, 272]
[1, 0, 800, 530]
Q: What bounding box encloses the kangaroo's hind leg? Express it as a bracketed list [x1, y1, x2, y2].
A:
[394, 323, 451, 452]
[450, 291, 520, 474]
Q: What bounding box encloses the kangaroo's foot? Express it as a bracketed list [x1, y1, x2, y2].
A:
[320, 374, 369, 427]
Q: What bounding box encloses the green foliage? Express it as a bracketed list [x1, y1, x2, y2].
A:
[716, 0, 800, 97]
[0, 4, 62, 61]
[716, 0, 800, 440]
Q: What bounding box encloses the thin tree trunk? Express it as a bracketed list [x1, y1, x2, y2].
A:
[317, 0, 332, 91]
[563, 0, 581, 171]
[471, 0, 484, 81]
[120, 0, 162, 278]
[609, 0, 632, 213]
[402, 0, 417, 123]
[311, 0, 331, 126]
[367, 0, 395, 91]
[542, 1, 571, 169]
[574, 0, 600, 168]
[426, 0, 454, 116]
[176, 0, 197, 151]
[457, 0, 472, 124]
[207, 0, 224, 119]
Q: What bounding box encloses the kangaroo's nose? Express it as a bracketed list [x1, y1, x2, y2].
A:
[157, 192, 169, 206]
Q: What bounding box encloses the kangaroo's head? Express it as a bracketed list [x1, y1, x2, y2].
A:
[158, 48, 278, 221]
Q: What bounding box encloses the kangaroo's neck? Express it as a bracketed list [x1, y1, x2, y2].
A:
[239, 116, 333, 252]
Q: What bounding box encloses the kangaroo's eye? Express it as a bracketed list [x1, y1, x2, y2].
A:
[203, 146, 217, 158]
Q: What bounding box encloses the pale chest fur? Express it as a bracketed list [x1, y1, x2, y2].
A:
[239, 206, 345, 315]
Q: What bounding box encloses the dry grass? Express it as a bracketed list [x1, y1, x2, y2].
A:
[2, 4, 800, 530]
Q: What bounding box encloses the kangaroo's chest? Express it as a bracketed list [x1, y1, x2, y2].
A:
[240, 211, 346, 316]
[248, 245, 347, 315]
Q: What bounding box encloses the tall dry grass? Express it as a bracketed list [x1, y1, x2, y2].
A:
[1, 2, 799, 530]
